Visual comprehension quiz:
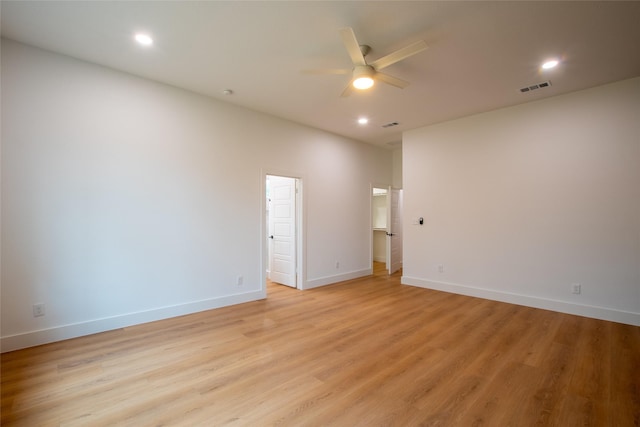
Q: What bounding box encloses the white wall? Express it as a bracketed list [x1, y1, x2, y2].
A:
[1, 40, 392, 351]
[403, 77, 640, 326]
[392, 147, 402, 189]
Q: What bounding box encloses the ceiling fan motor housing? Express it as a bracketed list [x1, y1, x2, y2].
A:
[353, 65, 375, 79]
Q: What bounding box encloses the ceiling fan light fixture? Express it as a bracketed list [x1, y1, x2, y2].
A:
[309, 28, 426, 97]
[353, 77, 374, 90]
[352, 65, 375, 90]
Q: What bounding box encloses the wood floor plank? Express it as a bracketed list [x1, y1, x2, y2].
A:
[609, 324, 640, 426]
[457, 361, 541, 426]
[567, 318, 612, 425]
[2, 264, 638, 426]
[512, 341, 577, 426]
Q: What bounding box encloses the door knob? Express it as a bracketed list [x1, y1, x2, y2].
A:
[269, 235, 274, 239]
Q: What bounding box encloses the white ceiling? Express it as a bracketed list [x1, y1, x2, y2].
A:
[2, 1, 639, 148]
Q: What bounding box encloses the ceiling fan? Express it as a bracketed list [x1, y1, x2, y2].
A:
[304, 27, 428, 97]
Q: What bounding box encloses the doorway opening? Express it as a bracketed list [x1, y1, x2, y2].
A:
[264, 174, 303, 293]
[371, 186, 403, 275]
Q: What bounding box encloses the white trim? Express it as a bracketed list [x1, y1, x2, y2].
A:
[1, 290, 264, 353]
[305, 268, 372, 289]
[402, 276, 640, 326]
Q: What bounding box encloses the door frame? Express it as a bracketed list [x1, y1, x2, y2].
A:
[386, 187, 403, 275]
[262, 170, 305, 293]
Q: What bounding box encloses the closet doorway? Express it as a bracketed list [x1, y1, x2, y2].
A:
[372, 187, 403, 275]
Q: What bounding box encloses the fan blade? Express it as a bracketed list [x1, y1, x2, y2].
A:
[340, 27, 366, 66]
[376, 72, 410, 89]
[340, 80, 354, 97]
[370, 40, 428, 71]
[301, 68, 351, 75]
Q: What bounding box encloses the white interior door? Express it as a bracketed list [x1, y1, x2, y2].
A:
[268, 176, 296, 287]
[386, 187, 403, 275]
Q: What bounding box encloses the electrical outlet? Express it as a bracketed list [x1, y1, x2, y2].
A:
[236, 276, 243, 286]
[335, 261, 340, 269]
[571, 283, 581, 294]
[438, 264, 444, 273]
[33, 303, 45, 317]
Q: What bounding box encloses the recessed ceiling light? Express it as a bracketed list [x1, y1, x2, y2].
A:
[135, 33, 153, 46]
[541, 59, 559, 69]
[358, 117, 369, 125]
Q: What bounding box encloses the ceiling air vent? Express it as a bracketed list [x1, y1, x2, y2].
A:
[382, 122, 399, 128]
[520, 81, 551, 93]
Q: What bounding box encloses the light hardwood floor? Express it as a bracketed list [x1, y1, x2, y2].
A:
[2, 263, 639, 426]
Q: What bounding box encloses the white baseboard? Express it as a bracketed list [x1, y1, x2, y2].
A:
[1, 290, 264, 353]
[373, 256, 386, 263]
[402, 276, 640, 326]
[304, 268, 372, 290]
